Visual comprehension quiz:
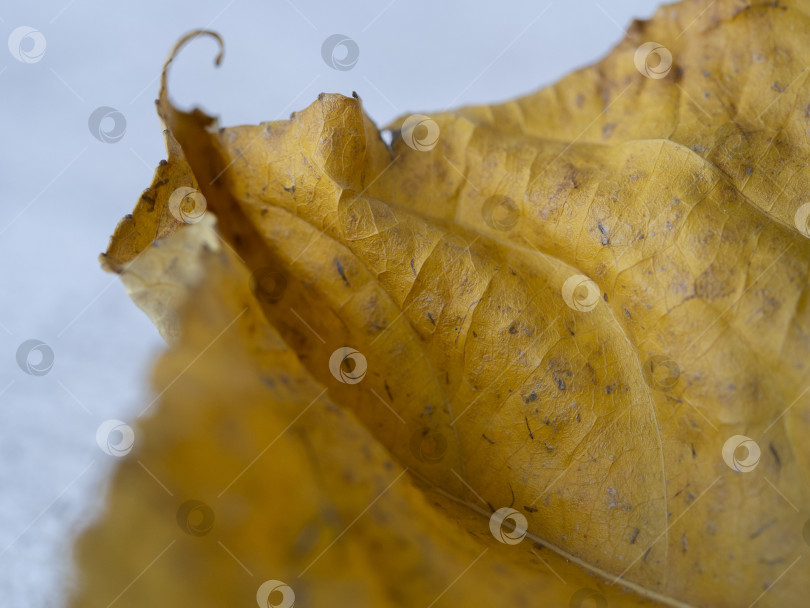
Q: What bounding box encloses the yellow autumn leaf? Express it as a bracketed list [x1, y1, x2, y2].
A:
[75, 237, 659, 607]
[76, 0, 810, 606]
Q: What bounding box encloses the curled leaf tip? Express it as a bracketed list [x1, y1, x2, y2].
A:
[158, 29, 224, 119]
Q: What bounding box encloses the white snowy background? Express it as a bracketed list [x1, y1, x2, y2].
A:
[0, 0, 660, 605]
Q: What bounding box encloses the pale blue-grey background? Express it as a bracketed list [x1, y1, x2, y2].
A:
[0, 1, 659, 605]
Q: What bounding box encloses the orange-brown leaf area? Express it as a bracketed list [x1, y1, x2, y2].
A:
[76, 1, 810, 607]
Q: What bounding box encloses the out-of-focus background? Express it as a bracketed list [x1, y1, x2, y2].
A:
[0, 0, 660, 605]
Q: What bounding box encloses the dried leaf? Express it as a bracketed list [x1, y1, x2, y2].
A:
[76, 238, 658, 607]
[79, 1, 810, 606]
